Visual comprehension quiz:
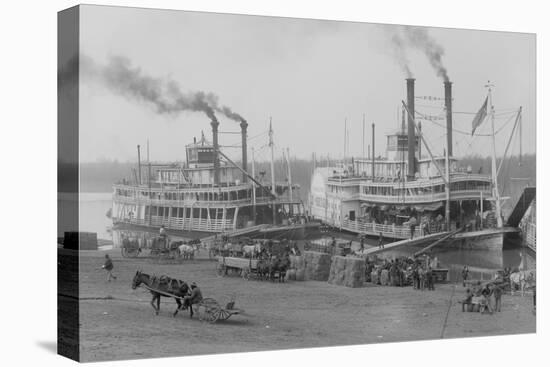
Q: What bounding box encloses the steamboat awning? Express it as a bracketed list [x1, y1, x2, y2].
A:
[413, 201, 444, 212]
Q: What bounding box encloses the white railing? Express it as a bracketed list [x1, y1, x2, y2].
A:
[525, 222, 536, 251]
[114, 215, 234, 232]
[112, 194, 297, 207]
[341, 219, 426, 239]
[357, 189, 492, 204]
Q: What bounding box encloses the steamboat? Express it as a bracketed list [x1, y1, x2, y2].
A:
[111, 119, 305, 237]
[309, 79, 523, 249]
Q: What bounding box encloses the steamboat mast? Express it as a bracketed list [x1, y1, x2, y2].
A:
[487, 81, 503, 228]
[269, 118, 276, 224]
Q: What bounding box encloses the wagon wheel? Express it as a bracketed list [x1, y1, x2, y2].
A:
[197, 298, 221, 323]
[217, 309, 233, 321]
[216, 263, 226, 277]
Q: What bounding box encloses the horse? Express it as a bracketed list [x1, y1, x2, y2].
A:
[510, 270, 535, 296]
[131, 270, 190, 317]
[177, 243, 195, 260]
[243, 243, 262, 258]
[275, 255, 290, 283]
[256, 258, 270, 281]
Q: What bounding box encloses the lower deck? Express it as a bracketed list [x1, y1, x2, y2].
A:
[112, 199, 304, 233]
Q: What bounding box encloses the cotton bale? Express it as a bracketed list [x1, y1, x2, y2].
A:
[343, 257, 366, 288]
[380, 269, 390, 286]
[303, 251, 331, 281]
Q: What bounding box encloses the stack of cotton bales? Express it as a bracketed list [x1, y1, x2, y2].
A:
[328, 256, 366, 288]
[371, 269, 380, 284]
[289, 255, 306, 281]
[380, 269, 390, 285]
[303, 251, 331, 281]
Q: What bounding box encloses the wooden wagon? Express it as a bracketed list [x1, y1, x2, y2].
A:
[150, 236, 179, 258]
[216, 256, 259, 280]
[121, 237, 142, 258]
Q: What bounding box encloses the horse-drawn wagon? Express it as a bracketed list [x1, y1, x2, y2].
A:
[131, 271, 243, 323]
[121, 237, 142, 258]
[149, 236, 180, 258]
[216, 256, 259, 279]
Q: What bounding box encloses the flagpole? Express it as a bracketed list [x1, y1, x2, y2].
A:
[486, 81, 503, 228]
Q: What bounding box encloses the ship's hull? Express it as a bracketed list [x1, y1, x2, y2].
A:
[445, 227, 519, 250]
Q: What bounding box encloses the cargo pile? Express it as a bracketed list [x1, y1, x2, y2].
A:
[303, 251, 331, 281]
[328, 256, 366, 288]
[288, 252, 331, 281]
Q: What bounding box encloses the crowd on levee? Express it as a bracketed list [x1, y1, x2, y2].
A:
[365, 255, 438, 290]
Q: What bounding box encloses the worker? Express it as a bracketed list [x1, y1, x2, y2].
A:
[159, 225, 167, 238]
[183, 282, 203, 318]
[409, 216, 417, 239]
[426, 266, 435, 290]
[493, 284, 503, 312]
[462, 266, 470, 287]
[102, 254, 117, 282]
[461, 288, 473, 312]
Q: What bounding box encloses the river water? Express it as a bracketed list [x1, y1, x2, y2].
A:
[80, 192, 535, 280]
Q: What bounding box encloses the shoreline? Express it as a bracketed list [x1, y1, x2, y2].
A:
[76, 249, 535, 362]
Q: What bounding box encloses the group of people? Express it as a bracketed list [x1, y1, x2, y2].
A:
[366, 256, 438, 290]
[411, 263, 436, 291]
[460, 281, 504, 314]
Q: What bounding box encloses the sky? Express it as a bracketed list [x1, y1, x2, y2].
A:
[76, 5, 536, 163]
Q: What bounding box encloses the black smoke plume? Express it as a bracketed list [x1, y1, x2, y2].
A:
[389, 32, 413, 78]
[404, 26, 449, 81]
[383, 26, 450, 81]
[59, 54, 246, 122]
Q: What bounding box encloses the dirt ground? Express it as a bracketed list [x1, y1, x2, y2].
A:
[76, 249, 536, 362]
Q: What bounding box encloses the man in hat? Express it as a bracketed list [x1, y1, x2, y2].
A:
[183, 282, 203, 317]
[102, 254, 117, 282]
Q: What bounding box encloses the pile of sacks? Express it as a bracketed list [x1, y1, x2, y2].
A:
[328, 256, 366, 288]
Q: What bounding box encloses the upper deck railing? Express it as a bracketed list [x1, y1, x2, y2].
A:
[112, 193, 300, 207]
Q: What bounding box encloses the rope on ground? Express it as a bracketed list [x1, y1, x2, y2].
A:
[440, 276, 457, 339]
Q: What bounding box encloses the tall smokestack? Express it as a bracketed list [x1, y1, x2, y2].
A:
[211, 118, 220, 185]
[406, 78, 416, 179]
[240, 120, 248, 183]
[444, 81, 453, 157]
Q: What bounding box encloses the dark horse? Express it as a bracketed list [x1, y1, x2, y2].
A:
[267, 254, 290, 282]
[131, 270, 190, 317]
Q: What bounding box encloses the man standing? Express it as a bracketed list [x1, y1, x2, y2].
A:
[427, 266, 435, 290]
[378, 232, 384, 249]
[409, 216, 417, 240]
[102, 254, 117, 282]
[493, 284, 503, 312]
[159, 225, 167, 239]
[462, 266, 470, 287]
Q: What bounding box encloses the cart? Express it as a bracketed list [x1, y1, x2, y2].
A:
[216, 256, 259, 280]
[150, 236, 179, 258]
[121, 237, 142, 258]
[196, 296, 244, 323]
